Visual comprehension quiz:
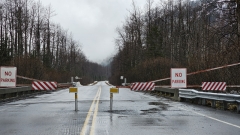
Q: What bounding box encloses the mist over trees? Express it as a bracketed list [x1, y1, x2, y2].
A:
[0, 0, 108, 84]
[109, 0, 240, 86]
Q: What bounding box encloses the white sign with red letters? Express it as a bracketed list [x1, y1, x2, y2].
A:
[171, 68, 187, 88]
[0, 67, 17, 87]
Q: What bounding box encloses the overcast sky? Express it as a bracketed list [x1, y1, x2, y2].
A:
[40, 0, 150, 63]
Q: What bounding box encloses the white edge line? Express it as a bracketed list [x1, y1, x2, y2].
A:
[179, 107, 240, 129]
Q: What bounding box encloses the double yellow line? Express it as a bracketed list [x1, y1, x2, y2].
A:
[80, 86, 101, 135]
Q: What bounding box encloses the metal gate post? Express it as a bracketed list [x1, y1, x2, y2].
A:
[75, 93, 78, 111]
[110, 93, 113, 111]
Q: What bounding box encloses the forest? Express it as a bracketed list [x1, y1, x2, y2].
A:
[109, 0, 240, 86]
[1, 0, 240, 86]
[0, 0, 109, 84]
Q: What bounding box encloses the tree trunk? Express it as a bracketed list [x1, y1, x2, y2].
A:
[237, 0, 240, 61]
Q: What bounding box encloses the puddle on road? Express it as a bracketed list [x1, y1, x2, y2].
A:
[132, 117, 163, 126]
[118, 116, 128, 118]
[105, 101, 170, 116]
[148, 102, 167, 106]
[14, 104, 29, 107]
[140, 108, 159, 115]
[148, 101, 169, 111]
[106, 110, 137, 115]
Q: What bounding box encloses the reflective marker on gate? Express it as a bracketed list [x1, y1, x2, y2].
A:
[110, 88, 119, 93]
[69, 87, 78, 93]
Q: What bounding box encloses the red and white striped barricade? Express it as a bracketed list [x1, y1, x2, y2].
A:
[32, 81, 57, 90]
[130, 82, 155, 91]
[202, 82, 226, 91]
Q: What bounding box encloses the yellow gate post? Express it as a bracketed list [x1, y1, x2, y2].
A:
[110, 88, 119, 111]
[69, 87, 78, 111]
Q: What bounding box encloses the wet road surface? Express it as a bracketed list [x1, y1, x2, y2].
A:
[0, 81, 240, 135]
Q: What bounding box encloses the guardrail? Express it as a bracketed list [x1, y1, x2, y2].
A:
[179, 89, 240, 113]
[58, 83, 72, 88]
[0, 83, 71, 100]
[154, 87, 179, 101]
[0, 86, 32, 99]
[105, 81, 113, 86]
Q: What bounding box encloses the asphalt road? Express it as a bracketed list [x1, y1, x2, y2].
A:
[0, 81, 240, 135]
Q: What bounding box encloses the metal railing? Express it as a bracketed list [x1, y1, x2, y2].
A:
[0, 84, 70, 100]
[179, 89, 240, 113]
[179, 89, 240, 101]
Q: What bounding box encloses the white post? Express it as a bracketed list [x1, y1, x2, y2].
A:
[71, 77, 73, 83]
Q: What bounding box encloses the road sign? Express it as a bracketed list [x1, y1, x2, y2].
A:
[69, 87, 78, 93]
[110, 88, 119, 93]
[171, 68, 187, 88]
[0, 67, 17, 87]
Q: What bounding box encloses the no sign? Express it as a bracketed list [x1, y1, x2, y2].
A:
[171, 68, 187, 88]
[0, 67, 17, 87]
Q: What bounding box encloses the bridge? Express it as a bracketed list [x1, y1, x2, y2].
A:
[0, 81, 240, 135]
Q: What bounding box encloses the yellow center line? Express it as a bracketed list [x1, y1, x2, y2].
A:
[80, 87, 101, 135]
[90, 87, 101, 135]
